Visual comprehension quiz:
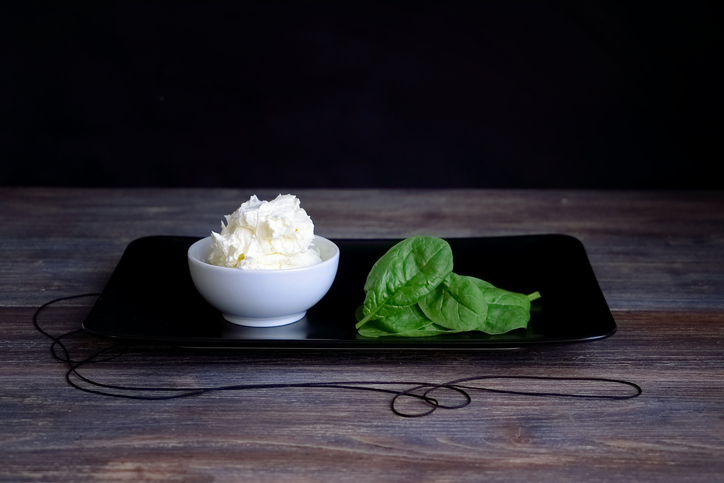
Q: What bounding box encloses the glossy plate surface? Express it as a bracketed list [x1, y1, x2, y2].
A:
[83, 235, 616, 348]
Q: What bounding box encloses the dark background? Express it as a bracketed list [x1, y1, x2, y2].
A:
[1, 1, 720, 189]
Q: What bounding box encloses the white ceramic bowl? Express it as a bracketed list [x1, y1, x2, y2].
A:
[187, 236, 339, 327]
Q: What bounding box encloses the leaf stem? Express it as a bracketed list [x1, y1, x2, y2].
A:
[527, 291, 541, 302]
[355, 313, 374, 329]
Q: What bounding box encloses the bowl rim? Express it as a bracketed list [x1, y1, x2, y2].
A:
[187, 235, 339, 274]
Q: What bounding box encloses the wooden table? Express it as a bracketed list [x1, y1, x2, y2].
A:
[2, 188, 723, 482]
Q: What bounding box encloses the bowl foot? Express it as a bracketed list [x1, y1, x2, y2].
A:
[222, 312, 307, 327]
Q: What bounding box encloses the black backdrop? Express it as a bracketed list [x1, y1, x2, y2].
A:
[1, 1, 720, 188]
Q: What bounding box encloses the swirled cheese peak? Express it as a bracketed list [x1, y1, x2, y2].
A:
[207, 194, 323, 270]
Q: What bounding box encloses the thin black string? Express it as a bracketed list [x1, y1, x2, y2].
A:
[33, 294, 642, 417]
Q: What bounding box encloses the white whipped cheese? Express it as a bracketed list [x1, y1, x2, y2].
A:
[207, 194, 323, 270]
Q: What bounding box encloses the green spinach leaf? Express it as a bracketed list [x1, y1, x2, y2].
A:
[356, 236, 453, 328]
[466, 277, 535, 334]
[418, 272, 489, 331]
[354, 236, 541, 338]
[373, 304, 433, 332]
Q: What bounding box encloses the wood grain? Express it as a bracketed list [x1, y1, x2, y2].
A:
[3, 306, 723, 482]
[1, 188, 723, 482]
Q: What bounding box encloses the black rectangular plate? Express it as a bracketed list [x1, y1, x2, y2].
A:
[83, 235, 616, 349]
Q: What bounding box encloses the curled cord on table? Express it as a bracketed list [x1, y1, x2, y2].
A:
[33, 294, 642, 418]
